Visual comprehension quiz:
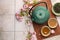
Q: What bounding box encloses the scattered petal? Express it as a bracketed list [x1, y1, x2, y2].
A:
[51, 30, 55, 34]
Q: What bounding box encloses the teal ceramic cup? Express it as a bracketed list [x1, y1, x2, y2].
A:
[29, 2, 50, 24]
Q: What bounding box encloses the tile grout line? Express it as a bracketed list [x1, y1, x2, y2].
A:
[14, 0, 16, 40]
[13, 0, 29, 40]
[0, 31, 28, 32]
[0, 14, 15, 15]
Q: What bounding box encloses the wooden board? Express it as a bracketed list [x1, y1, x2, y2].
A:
[32, 0, 60, 40]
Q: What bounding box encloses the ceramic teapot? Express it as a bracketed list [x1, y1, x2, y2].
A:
[29, 2, 50, 24]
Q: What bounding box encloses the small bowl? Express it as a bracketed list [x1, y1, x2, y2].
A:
[52, 3, 60, 16]
[48, 18, 58, 28]
[41, 26, 51, 37]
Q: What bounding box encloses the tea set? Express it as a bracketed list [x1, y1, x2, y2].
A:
[29, 2, 60, 37]
[15, 1, 60, 37]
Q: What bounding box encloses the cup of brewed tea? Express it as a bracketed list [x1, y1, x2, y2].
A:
[41, 26, 51, 37]
[48, 18, 58, 28]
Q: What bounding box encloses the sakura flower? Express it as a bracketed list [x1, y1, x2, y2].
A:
[31, 35, 37, 40]
[21, 7, 26, 12]
[15, 13, 23, 22]
[26, 31, 37, 40]
[29, 31, 36, 35]
[23, 0, 28, 2]
[28, 4, 33, 9]
[51, 30, 55, 34]
[23, 4, 28, 9]
[30, 32, 37, 40]
[29, 5, 33, 9]
[32, 32, 36, 34]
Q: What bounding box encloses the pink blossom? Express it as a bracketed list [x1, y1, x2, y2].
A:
[26, 31, 37, 40]
[15, 13, 23, 22]
[29, 32, 36, 35]
[23, 4, 28, 9]
[28, 5, 32, 9]
[31, 34, 37, 40]
[51, 30, 55, 34]
[30, 32, 36, 40]
[23, 0, 28, 2]
[32, 32, 36, 35]
[28, 4, 33, 9]
[21, 7, 26, 11]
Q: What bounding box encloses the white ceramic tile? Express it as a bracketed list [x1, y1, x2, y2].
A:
[15, 32, 27, 40]
[0, 32, 14, 40]
[0, 15, 5, 32]
[0, 15, 2, 28]
[0, 0, 15, 15]
[15, 0, 28, 31]
[51, 0, 57, 5]
[16, 0, 24, 13]
[56, 17, 60, 26]
[15, 19, 29, 32]
[51, 0, 60, 5]
[43, 35, 60, 40]
[0, 14, 14, 31]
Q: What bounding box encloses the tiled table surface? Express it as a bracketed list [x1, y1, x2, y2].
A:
[0, 0, 60, 40]
[0, 0, 32, 40]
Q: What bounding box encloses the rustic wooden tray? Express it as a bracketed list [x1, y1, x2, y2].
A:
[32, 0, 60, 40]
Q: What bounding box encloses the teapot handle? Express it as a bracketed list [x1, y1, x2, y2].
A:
[29, 2, 48, 16]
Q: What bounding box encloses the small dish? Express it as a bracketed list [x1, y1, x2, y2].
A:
[48, 18, 58, 28]
[52, 2, 60, 16]
[41, 26, 51, 37]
